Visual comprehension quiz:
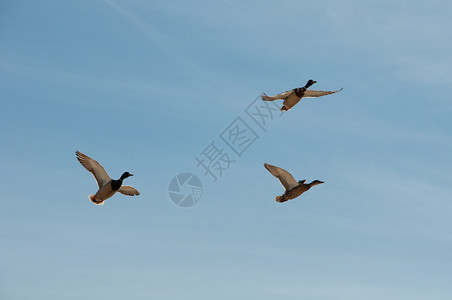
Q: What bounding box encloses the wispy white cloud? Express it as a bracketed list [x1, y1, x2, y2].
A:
[99, 0, 212, 77]
[100, 0, 178, 51]
[0, 59, 168, 98]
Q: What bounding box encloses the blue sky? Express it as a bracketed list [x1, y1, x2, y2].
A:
[1, 0, 452, 299]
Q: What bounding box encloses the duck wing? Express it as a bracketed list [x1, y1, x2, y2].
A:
[262, 90, 294, 101]
[76, 151, 111, 188]
[118, 185, 140, 196]
[264, 163, 298, 190]
[303, 88, 343, 98]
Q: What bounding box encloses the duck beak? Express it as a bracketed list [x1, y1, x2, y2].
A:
[129, 173, 134, 176]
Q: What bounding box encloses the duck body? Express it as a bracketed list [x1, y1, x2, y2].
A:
[262, 79, 342, 111]
[76, 151, 140, 205]
[276, 182, 316, 203]
[89, 178, 123, 204]
[90, 185, 117, 204]
[280, 88, 305, 111]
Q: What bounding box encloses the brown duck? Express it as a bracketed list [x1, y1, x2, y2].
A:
[264, 163, 324, 203]
[262, 79, 342, 111]
[76, 151, 140, 205]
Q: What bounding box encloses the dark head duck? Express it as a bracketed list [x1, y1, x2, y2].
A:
[309, 180, 324, 187]
[120, 172, 133, 180]
[76, 151, 140, 205]
[261, 79, 341, 112]
[304, 79, 317, 89]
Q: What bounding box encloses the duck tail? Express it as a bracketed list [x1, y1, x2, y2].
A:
[89, 194, 104, 205]
[275, 195, 286, 203]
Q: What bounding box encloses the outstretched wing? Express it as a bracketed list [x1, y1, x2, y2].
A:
[304, 88, 343, 98]
[262, 90, 294, 101]
[76, 151, 111, 188]
[118, 185, 140, 196]
[264, 163, 298, 190]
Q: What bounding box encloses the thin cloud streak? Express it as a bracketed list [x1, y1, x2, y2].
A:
[0, 59, 204, 105]
[101, 0, 177, 51]
[100, 0, 213, 79]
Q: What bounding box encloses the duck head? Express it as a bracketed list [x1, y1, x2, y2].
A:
[310, 180, 324, 186]
[304, 79, 317, 89]
[120, 172, 134, 180]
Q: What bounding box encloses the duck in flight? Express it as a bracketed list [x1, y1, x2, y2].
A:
[262, 79, 342, 111]
[264, 163, 324, 203]
[76, 151, 140, 205]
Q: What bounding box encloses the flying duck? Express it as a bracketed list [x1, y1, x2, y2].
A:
[262, 79, 342, 111]
[76, 151, 140, 205]
[264, 163, 324, 203]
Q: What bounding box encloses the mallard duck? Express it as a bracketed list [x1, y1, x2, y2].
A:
[262, 79, 342, 111]
[76, 151, 140, 205]
[264, 163, 324, 203]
